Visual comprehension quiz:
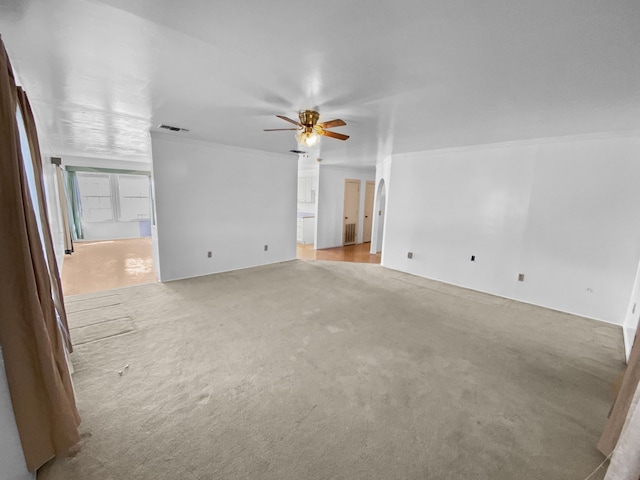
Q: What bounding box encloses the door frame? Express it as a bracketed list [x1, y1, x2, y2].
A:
[362, 180, 375, 243]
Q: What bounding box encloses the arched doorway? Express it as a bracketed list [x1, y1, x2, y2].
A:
[370, 179, 386, 254]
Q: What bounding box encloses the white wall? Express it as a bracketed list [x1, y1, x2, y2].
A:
[384, 134, 640, 325]
[81, 221, 143, 241]
[151, 133, 297, 282]
[0, 347, 35, 480]
[315, 165, 375, 249]
[622, 261, 640, 361]
[151, 225, 161, 280]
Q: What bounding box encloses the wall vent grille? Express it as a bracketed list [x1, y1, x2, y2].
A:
[158, 124, 189, 132]
[344, 223, 356, 245]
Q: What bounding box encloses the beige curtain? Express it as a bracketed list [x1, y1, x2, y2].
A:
[16, 87, 73, 354]
[598, 333, 640, 457]
[0, 36, 80, 472]
[604, 379, 640, 479]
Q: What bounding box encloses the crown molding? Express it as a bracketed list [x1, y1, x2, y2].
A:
[393, 130, 640, 160]
[150, 131, 293, 161]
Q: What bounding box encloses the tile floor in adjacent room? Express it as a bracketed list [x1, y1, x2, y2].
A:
[62, 237, 158, 296]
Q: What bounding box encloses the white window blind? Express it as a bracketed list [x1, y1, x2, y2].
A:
[77, 173, 114, 222]
[117, 174, 150, 221]
[76, 172, 150, 223]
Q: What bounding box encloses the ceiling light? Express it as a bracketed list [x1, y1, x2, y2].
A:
[296, 130, 320, 147]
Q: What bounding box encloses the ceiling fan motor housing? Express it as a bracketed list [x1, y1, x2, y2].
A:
[299, 110, 320, 128]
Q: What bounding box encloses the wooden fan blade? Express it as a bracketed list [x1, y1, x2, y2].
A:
[264, 128, 299, 131]
[317, 119, 346, 129]
[276, 115, 303, 127]
[318, 129, 349, 141]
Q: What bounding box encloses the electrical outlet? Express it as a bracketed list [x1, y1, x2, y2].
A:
[407, 252, 413, 259]
[207, 251, 212, 258]
[264, 245, 268, 251]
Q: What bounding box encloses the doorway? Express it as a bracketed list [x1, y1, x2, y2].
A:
[342, 179, 360, 246]
[362, 181, 375, 243]
[61, 167, 157, 295]
[296, 165, 318, 247]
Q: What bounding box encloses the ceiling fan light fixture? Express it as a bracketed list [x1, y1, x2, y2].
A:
[265, 110, 348, 144]
[296, 130, 320, 147]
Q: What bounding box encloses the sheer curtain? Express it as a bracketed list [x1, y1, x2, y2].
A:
[55, 164, 74, 254]
[64, 169, 84, 240]
[0, 36, 80, 472]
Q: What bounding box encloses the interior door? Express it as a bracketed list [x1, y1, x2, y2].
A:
[343, 179, 360, 246]
[362, 181, 375, 243]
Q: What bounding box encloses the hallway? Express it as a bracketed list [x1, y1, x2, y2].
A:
[297, 243, 381, 264]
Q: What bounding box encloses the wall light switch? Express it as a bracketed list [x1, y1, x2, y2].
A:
[407, 252, 413, 259]
[264, 245, 268, 251]
[207, 251, 212, 258]
[518, 273, 525, 282]
[470, 255, 475, 261]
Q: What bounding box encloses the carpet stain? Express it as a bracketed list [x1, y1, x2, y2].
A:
[295, 405, 318, 425]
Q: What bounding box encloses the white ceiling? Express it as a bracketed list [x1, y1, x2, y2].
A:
[1, 0, 639, 166]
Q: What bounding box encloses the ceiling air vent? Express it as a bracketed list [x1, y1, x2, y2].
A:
[158, 124, 189, 132]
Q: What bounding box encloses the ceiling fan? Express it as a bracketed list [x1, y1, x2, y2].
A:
[264, 110, 349, 147]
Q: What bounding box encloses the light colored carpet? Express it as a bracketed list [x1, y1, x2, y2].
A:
[39, 260, 622, 479]
[66, 293, 135, 345]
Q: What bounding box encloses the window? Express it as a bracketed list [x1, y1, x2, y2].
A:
[76, 171, 150, 223]
[117, 174, 150, 221]
[16, 105, 49, 262]
[77, 173, 114, 222]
